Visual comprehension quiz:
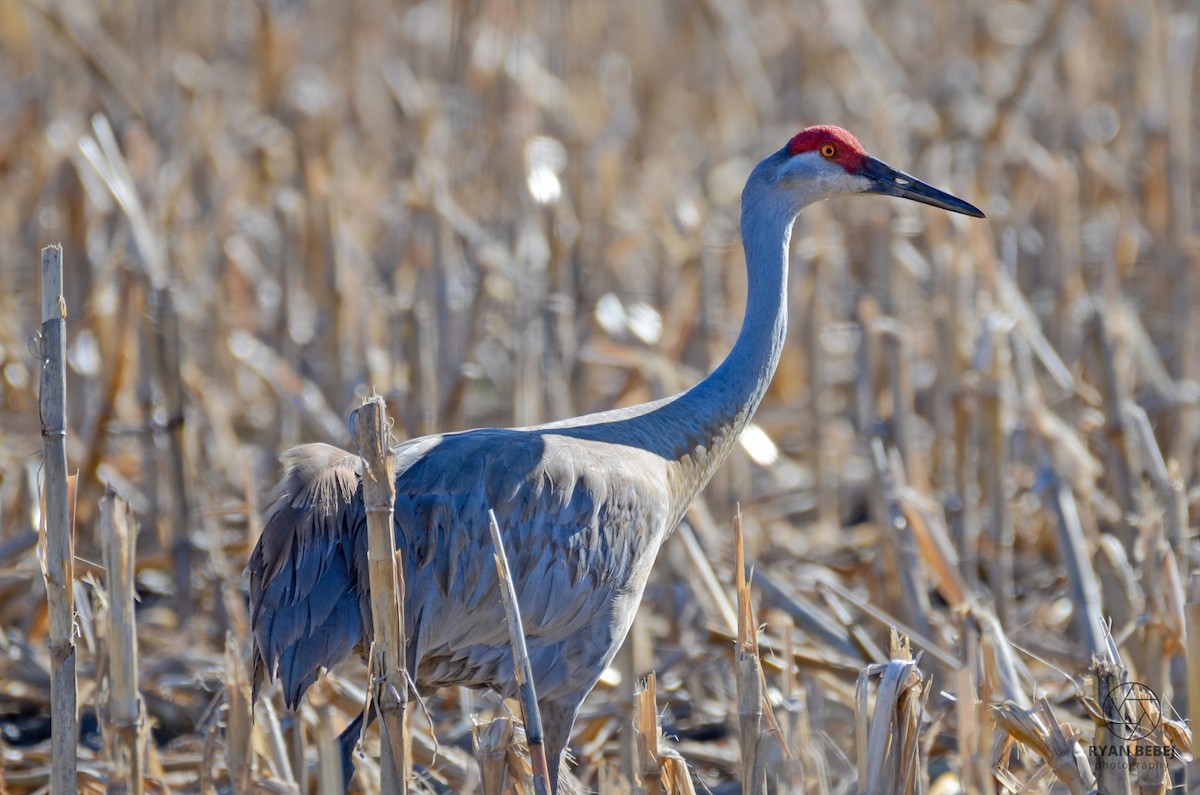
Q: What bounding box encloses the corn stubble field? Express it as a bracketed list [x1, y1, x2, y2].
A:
[0, 0, 1198, 792]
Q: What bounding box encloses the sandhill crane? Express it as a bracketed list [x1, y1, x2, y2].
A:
[247, 125, 985, 791]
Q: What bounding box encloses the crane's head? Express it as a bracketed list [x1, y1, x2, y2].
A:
[771, 125, 985, 218]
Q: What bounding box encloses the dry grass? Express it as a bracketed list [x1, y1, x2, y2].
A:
[0, 0, 1197, 792]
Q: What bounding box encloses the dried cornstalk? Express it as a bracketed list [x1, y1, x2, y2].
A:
[898, 490, 967, 610]
[100, 486, 144, 795]
[1132, 706, 1168, 795]
[1127, 403, 1186, 551]
[815, 583, 887, 664]
[817, 579, 959, 671]
[1089, 659, 1133, 795]
[76, 271, 137, 523]
[408, 719, 479, 790]
[806, 256, 838, 531]
[879, 320, 925, 490]
[956, 628, 990, 794]
[314, 704, 344, 795]
[754, 569, 861, 660]
[855, 632, 929, 795]
[39, 243, 76, 795]
[152, 288, 193, 627]
[255, 696, 295, 785]
[660, 750, 698, 795]
[972, 610, 1028, 708]
[223, 631, 253, 795]
[1165, 16, 1196, 246]
[354, 396, 409, 793]
[474, 716, 515, 795]
[487, 509, 551, 795]
[619, 615, 652, 788]
[136, 290, 158, 550]
[991, 698, 1095, 795]
[1086, 308, 1139, 524]
[867, 438, 933, 645]
[74, 114, 165, 282]
[979, 317, 1014, 629]
[1135, 521, 1186, 713]
[1189, 578, 1200, 764]
[777, 622, 821, 795]
[287, 710, 306, 795]
[734, 511, 766, 795]
[1094, 536, 1142, 645]
[200, 709, 220, 795]
[1035, 463, 1106, 658]
[677, 510, 738, 633]
[634, 672, 662, 795]
[226, 330, 350, 443]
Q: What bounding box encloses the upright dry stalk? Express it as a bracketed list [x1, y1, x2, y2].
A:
[1165, 15, 1195, 248]
[486, 509, 551, 795]
[931, 295, 957, 488]
[1090, 659, 1133, 795]
[223, 631, 253, 795]
[980, 321, 1014, 629]
[677, 513, 738, 632]
[950, 370, 980, 591]
[314, 703, 344, 795]
[39, 243, 76, 795]
[660, 751, 698, 795]
[867, 439, 933, 644]
[855, 633, 929, 795]
[1134, 522, 1184, 713]
[734, 511, 766, 795]
[286, 713, 306, 795]
[200, 711, 220, 795]
[955, 627, 991, 794]
[1086, 308, 1139, 528]
[619, 615, 652, 790]
[152, 288, 192, 626]
[1127, 404, 1186, 552]
[255, 697, 295, 786]
[879, 321, 924, 490]
[634, 672, 662, 795]
[100, 486, 144, 795]
[135, 294, 159, 558]
[1187, 575, 1200, 767]
[76, 272, 136, 519]
[1036, 466, 1106, 658]
[1165, 18, 1199, 484]
[353, 396, 408, 793]
[618, 635, 638, 789]
[806, 256, 838, 531]
[473, 716, 515, 795]
[855, 296, 879, 434]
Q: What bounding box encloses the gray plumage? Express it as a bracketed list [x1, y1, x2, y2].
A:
[247, 126, 984, 792]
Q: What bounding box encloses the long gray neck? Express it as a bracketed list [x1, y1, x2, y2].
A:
[660, 150, 802, 505]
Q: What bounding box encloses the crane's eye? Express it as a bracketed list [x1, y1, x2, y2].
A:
[820, 143, 837, 158]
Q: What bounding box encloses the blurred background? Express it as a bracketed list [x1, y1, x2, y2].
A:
[0, 0, 1197, 792]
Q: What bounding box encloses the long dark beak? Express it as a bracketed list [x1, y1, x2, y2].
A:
[861, 156, 985, 218]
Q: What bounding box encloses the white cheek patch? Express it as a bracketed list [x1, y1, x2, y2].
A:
[824, 171, 873, 195]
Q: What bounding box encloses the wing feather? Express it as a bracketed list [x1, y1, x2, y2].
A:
[249, 443, 366, 707]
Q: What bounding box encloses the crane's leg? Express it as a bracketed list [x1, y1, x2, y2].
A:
[538, 698, 579, 794]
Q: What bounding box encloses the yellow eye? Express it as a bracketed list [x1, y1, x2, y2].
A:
[820, 143, 837, 158]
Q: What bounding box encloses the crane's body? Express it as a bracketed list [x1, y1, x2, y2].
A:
[248, 127, 984, 792]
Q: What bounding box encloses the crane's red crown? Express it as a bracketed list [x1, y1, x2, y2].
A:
[787, 125, 867, 173]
